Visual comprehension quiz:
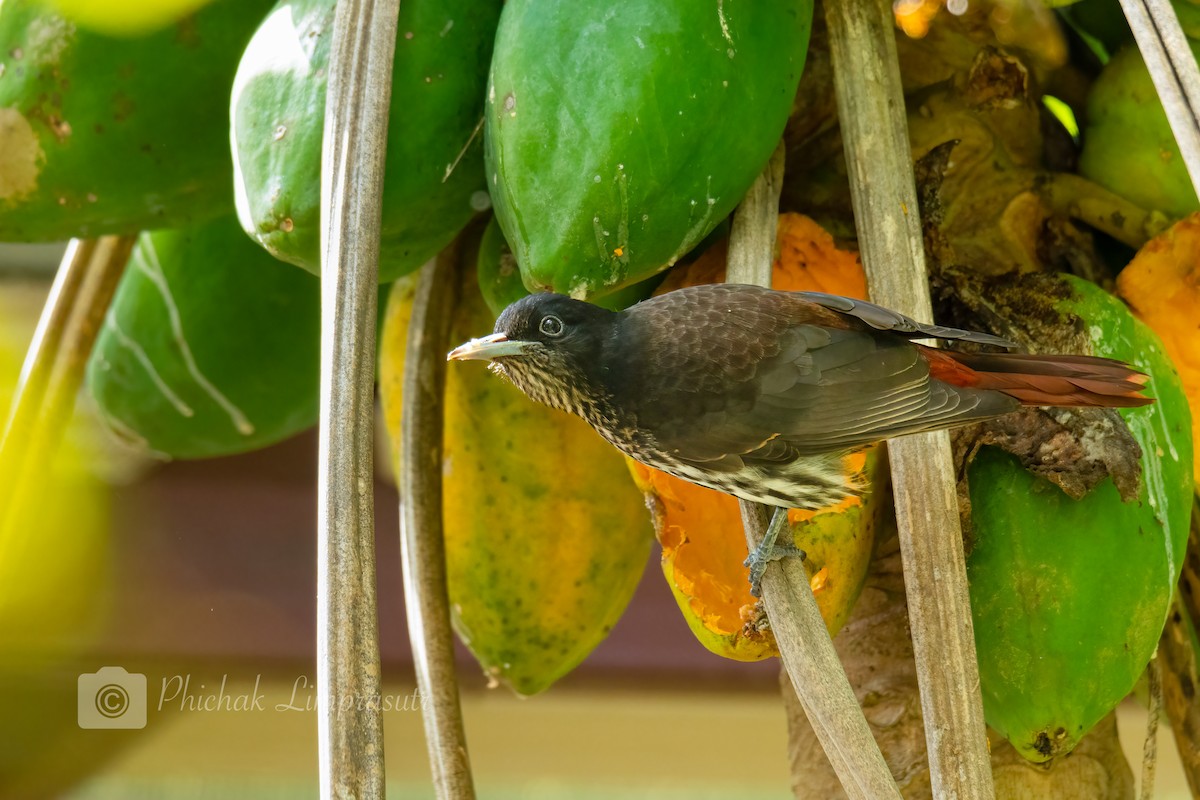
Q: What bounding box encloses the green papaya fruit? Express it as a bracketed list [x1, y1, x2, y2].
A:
[477, 215, 527, 316]
[968, 275, 1193, 762]
[87, 215, 320, 459]
[231, 0, 500, 282]
[1056, 0, 1200, 51]
[485, 0, 812, 300]
[0, 0, 272, 241]
[1079, 42, 1200, 219]
[476, 216, 662, 316]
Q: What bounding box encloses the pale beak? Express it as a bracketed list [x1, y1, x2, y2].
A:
[447, 332, 532, 361]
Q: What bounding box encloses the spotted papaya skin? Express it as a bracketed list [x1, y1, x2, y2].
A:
[231, 0, 501, 281]
[0, 0, 273, 240]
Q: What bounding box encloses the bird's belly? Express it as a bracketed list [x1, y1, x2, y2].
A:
[588, 415, 862, 510]
[628, 449, 859, 511]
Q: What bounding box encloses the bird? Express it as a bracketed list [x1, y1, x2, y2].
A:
[447, 284, 1152, 594]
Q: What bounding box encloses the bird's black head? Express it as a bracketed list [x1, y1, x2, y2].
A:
[448, 293, 618, 415]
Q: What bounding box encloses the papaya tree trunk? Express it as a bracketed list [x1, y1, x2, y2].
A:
[1162, 520, 1200, 796]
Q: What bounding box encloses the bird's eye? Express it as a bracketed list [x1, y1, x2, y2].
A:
[539, 314, 565, 337]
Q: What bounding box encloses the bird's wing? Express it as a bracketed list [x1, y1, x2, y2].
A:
[796, 292, 1017, 348]
[624, 286, 1016, 468]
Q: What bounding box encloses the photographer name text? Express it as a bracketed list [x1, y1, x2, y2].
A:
[157, 675, 429, 714]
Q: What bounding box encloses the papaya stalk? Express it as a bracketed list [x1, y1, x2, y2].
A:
[823, 0, 993, 791]
[313, 0, 396, 790]
[724, 145, 901, 800]
[0, 236, 133, 541]
[395, 245, 476, 799]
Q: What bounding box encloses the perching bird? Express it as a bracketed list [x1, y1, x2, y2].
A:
[448, 284, 1151, 591]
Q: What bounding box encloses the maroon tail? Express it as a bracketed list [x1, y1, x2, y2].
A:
[921, 348, 1154, 408]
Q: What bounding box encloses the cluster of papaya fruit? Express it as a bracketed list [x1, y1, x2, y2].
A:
[0, 0, 1195, 766]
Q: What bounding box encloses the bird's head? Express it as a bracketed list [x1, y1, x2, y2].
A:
[447, 293, 618, 413]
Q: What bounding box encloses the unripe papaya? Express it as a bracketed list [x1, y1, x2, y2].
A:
[476, 215, 662, 317]
[476, 216, 527, 317]
[1079, 43, 1200, 219]
[485, 0, 813, 300]
[379, 251, 654, 696]
[967, 275, 1193, 762]
[231, 0, 500, 282]
[87, 214, 320, 459]
[0, 0, 272, 240]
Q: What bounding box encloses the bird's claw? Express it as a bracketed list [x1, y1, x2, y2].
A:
[743, 508, 806, 598]
[744, 543, 806, 598]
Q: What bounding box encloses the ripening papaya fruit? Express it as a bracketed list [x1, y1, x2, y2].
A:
[379, 246, 654, 696]
[1079, 42, 1200, 219]
[231, 0, 500, 282]
[967, 274, 1193, 763]
[630, 452, 881, 662]
[0, 0, 272, 241]
[86, 214, 320, 459]
[485, 0, 813, 300]
[1116, 213, 1200, 489]
[628, 214, 879, 661]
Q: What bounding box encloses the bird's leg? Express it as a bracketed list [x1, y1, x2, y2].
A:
[744, 507, 806, 598]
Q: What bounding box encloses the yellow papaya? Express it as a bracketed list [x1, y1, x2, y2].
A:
[379, 253, 653, 695]
[46, 0, 216, 36]
[1116, 213, 1200, 489]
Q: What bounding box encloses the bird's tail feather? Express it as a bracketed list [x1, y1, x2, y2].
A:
[922, 348, 1153, 408]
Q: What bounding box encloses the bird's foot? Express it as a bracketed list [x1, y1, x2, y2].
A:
[744, 508, 807, 598]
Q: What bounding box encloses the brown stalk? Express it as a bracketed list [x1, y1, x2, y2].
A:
[315, 0, 402, 794]
[399, 248, 475, 799]
[823, 0, 994, 794]
[727, 143, 902, 800]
